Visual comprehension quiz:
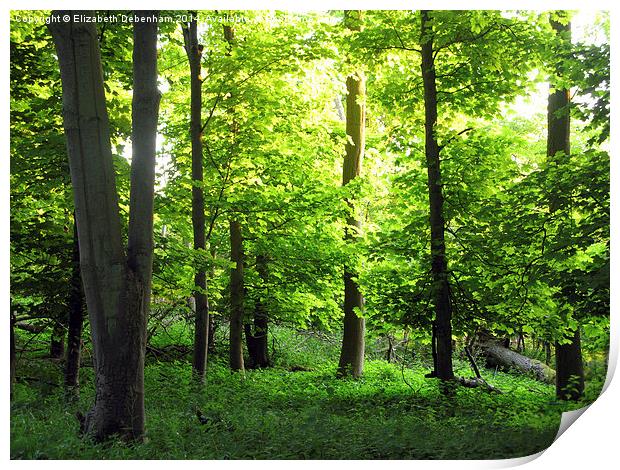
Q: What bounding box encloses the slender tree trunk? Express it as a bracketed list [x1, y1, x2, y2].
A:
[386, 334, 395, 363]
[208, 315, 216, 353]
[183, 15, 210, 382]
[516, 331, 525, 353]
[222, 24, 245, 373]
[208, 248, 217, 354]
[547, 15, 584, 401]
[246, 254, 270, 368]
[65, 217, 84, 395]
[420, 10, 454, 381]
[10, 314, 16, 397]
[337, 10, 366, 379]
[49, 10, 159, 441]
[50, 321, 65, 359]
[229, 220, 245, 371]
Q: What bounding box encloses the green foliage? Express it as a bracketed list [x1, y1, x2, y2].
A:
[12, 326, 574, 460]
[10, 8, 609, 460]
[10, 10, 134, 330]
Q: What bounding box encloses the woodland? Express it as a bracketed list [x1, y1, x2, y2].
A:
[9, 9, 610, 460]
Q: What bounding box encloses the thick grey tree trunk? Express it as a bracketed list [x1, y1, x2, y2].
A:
[49, 10, 160, 441]
[420, 10, 454, 381]
[183, 15, 210, 383]
[547, 15, 584, 401]
[337, 10, 366, 379]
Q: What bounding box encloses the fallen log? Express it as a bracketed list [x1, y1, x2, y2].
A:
[458, 376, 502, 393]
[14, 321, 46, 333]
[478, 342, 556, 384]
[146, 343, 191, 361]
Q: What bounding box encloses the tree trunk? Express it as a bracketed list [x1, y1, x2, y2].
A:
[50, 321, 65, 359]
[337, 10, 366, 379]
[428, 321, 438, 377]
[246, 254, 270, 369]
[556, 328, 585, 400]
[208, 310, 216, 354]
[547, 17, 571, 183]
[547, 14, 584, 401]
[49, 10, 159, 441]
[386, 335, 395, 363]
[208, 248, 217, 354]
[222, 24, 245, 373]
[183, 15, 210, 383]
[10, 315, 16, 397]
[516, 331, 525, 353]
[420, 10, 454, 381]
[229, 220, 245, 371]
[65, 217, 84, 395]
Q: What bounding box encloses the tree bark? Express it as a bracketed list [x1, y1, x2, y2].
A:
[50, 321, 65, 359]
[246, 254, 270, 368]
[556, 328, 585, 400]
[208, 247, 217, 354]
[547, 14, 584, 401]
[183, 15, 210, 383]
[547, 17, 571, 179]
[516, 331, 525, 353]
[420, 10, 454, 381]
[208, 308, 216, 354]
[49, 10, 159, 441]
[222, 24, 245, 373]
[10, 315, 16, 397]
[337, 10, 366, 379]
[229, 220, 245, 371]
[65, 216, 84, 395]
[386, 334, 395, 363]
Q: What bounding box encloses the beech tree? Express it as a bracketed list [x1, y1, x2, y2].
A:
[229, 219, 245, 371]
[547, 13, 585, 401]
[419, 10, 454, 381]
[337, 10, 366, 379]
[245, 253, 270, 368]
[49, 10, 160, 440]
[182, 15, 210, 383]
[222, 24, 245, 372]
[64, 217, 84, 396]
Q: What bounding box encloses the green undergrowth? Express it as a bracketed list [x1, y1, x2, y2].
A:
[11, 327, 593, 460]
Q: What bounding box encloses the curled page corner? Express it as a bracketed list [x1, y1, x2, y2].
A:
[488, 405, 592, 469]
[552, 338, 616, 448]
[490, 449, 546, 468]
[554, 405, 590, 441]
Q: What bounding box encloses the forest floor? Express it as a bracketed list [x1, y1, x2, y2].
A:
[11, 325, 599, 460]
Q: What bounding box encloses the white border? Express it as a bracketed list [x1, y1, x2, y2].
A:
[2, 1, 617, 468]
